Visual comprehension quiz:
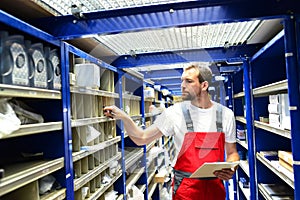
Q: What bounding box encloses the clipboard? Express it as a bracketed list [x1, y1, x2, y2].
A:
[190, 161, 240, 178]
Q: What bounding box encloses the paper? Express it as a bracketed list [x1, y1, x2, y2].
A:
[190, 161, 240, 178]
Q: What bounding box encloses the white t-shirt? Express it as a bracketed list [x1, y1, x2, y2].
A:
[153, 101, 236, 166]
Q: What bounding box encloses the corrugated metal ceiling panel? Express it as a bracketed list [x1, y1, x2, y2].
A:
[96, 20, 261, 55]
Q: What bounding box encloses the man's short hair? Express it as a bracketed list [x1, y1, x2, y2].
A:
[184, 62, 213, 85]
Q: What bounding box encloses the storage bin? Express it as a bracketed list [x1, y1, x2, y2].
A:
[74, 63, 100, 88]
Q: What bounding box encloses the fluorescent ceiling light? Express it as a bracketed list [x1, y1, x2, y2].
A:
[96, 20, 261, 55]
[38, 0, 194, 15]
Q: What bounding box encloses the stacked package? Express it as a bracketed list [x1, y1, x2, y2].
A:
[278, 150, 293, 173]
[268, 94, 291, 130]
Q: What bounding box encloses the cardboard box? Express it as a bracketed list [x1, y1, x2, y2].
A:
[278, 151, 293, 166]
[279, 158, 293, 172]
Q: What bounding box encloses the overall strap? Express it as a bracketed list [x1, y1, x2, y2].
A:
[181, 103, 194, 132]
[216, 104, 223, 132]
[181, 102, 223, 132]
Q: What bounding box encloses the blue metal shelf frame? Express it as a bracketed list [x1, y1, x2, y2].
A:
[0, 9, 60, 46]
[226, 75, 234, 111]
[68, 45, 117, 72]
[115, 69, 127, 199]
[251, 29, 284, 62]
[0, 7, 74, 199]
[283, 17, 300, 200]
[32, 0, 300, 40]
[243, 58, 258, 200]
[113, 45, 261, 68]
[60, 42, 74, 200]
[224, 75, 238, 200]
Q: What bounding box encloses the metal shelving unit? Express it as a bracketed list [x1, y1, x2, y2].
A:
[1, 1, 300, 200]
[230, 20, 300, 200]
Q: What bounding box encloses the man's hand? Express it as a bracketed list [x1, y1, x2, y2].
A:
[213, 168, 236, 181]
[103, 105, 127, 120]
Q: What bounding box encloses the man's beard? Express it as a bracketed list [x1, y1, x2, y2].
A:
[181, 92, 194, 100]
[182, 90, 200, 100]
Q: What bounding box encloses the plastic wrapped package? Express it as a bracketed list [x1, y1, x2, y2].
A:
[74, 63, 100, 88]
[86, 125, 102, 143]
[109, 160, 119, 176]
[160, 187, 170, 200]
[81, 187, 89, 199]
[128, 185, 144, 200]
[104, 190, 118, 200]
[8, 99, 44, 124]
[0, 98, 21, 138]
[38, 175, 56, 195]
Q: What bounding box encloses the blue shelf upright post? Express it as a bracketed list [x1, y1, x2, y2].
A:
[283, 16, 300, 200]
[114, 69, 127, 199]
[227, 75, 234, 111]
[226, 75, 238, 200]
[243, 58, 257, 200]
[60, 42, 74, 200]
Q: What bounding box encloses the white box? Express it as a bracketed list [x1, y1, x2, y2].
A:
[269, 94, 281, 104]
[268, 103, 281, 114]
[281, 93, 291, 130]
[281, 93, 290, 116]
[74, 63, 100, 88]
[269, 113, 282, 128]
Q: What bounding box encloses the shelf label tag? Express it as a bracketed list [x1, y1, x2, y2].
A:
[293, 161, 300, 165]
[66, 173, 71, 179]
[289, 106, 297, 110]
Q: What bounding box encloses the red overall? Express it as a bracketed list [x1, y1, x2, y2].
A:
[172, 104, 226, 200]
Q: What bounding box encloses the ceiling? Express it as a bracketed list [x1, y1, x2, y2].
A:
[1, 0, 298, 95]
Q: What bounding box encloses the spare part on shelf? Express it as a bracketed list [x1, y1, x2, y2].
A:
[27, 42, 47, 88]
[0, 31, 29, 86]
[45, 47, 61, 90]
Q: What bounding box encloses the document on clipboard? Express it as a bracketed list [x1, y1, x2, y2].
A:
[190, 161, 240, 178]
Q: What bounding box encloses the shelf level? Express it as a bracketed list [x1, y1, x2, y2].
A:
[238, 181, 250, 200]
[1, 122, 63, 139]
[87, 171, 122, 200]
[236, 116, 247, 124]
[74, 153, 121, 191]
[253, 80, 288, 97]
[147, 166, 157, 184]
[148, 181, 158, 200]
[251, 30, 284, 62]
[237, 139, 248, 150]
[254, 121, 291, 139]
[0, 158, 64, 196]
[233, 92, 245, 98]
[0, 84, 61, 99]
[126, 167, 145, 193]
[240, 160, 250, 177]
[258, 183, 294, 200]
[122, 93, 141, 101]
[256, 152, 294, 189]
[71, 117, 114, 127]
[70, 86, 119, 98]
[72, 136, 121, 162]
[146, 140, 156, 152]
[40, 188, 66, 200]
[125, 147, 144, 170]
